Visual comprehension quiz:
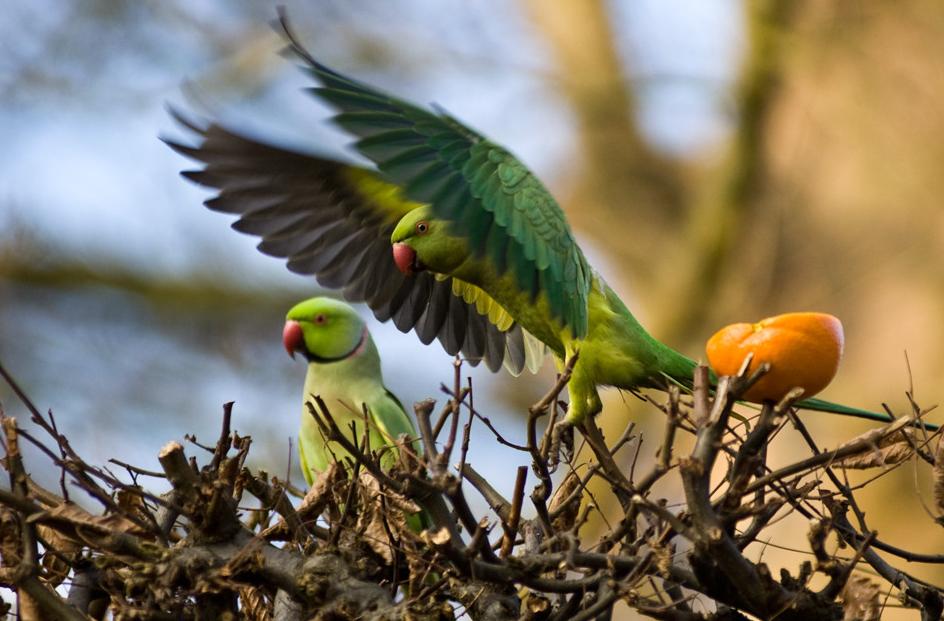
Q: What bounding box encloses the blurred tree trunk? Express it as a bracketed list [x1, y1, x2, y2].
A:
[521, 1, 796, 347]
[520, 0, 684, 290]
[651, 0, 798, 347]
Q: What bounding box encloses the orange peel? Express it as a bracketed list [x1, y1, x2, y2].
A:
[706, 312, 844, 403]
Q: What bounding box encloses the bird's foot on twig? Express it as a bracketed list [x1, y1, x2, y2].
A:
[549, 417, 575, 471]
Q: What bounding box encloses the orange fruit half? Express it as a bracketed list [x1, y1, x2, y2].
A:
[705, 312, 844, 403]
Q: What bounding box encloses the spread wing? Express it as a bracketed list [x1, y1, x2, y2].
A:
[164, 112, 544, 374]
[278, 23, 592, 338]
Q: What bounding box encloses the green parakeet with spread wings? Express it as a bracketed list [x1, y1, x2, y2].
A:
[282, 296, 419, 485]
[166, 20, 911, 429]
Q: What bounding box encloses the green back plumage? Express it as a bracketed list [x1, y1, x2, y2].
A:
[282, 33, 592, 337]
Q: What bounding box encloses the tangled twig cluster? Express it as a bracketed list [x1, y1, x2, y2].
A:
[0, 358, 942, 620]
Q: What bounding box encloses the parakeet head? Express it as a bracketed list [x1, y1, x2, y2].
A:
[283, 297, 367, 362]
[390, 206, 468, 275]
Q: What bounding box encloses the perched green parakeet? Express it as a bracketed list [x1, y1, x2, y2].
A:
[282, 296, 419, 485]
[167, 22, 911, 429]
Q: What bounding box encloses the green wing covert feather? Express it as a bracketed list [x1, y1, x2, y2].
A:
[370, 391, 419, 449]
[279, 27, 592, 337]
[297, 432, 314, 486]
[164, 111, 543, 374]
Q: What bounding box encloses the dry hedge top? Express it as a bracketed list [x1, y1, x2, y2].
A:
[0, 359, 941, 621]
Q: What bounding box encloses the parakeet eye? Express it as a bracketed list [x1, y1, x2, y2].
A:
[314, 314, 327, 324]
[415, 221, 429, 235]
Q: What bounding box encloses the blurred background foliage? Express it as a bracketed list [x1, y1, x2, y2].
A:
[1, 1, 943, 618]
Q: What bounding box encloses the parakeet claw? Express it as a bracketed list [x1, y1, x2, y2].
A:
[548, 419, 575, 471]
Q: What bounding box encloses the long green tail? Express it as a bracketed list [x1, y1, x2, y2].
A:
[795, 396, 938, 430]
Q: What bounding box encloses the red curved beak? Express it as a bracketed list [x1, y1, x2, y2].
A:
[282, 320, 304, 358]
[392, 242, 417, 275]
